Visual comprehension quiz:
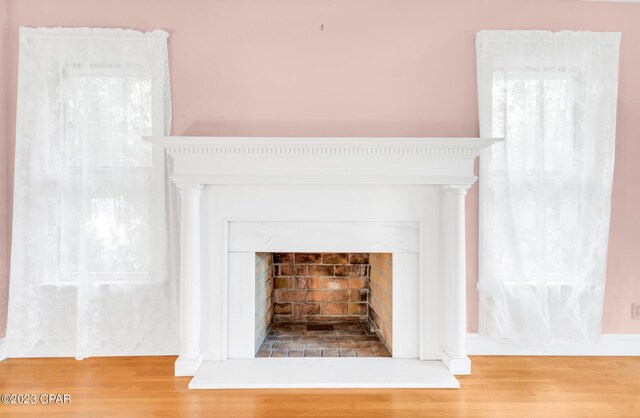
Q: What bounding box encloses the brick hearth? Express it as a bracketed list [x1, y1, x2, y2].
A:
[255, 321, 392, 358]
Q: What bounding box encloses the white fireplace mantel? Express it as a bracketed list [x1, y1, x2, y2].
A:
[147, 136, 501, 389]
[149, 137, 497, 185]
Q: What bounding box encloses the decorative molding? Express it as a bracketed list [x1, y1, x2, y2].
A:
[146, 136, 502, 187]
[466, 333, 640, 356]
[169, 175, 480, 186]
[145, 137, 501, 159]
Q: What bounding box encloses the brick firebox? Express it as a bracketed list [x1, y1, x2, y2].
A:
[272, 252, 371, 322]
[255, 252, 393, 356]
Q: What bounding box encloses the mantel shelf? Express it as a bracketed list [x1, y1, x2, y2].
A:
[145, 136, 501, 158]
[146, 136, 502, 186]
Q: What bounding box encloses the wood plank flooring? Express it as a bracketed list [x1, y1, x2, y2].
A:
[1, 356, 639, 417]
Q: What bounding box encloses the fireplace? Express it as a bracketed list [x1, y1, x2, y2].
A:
[147, 136, 501, 389]
[254, 252, 393, 358]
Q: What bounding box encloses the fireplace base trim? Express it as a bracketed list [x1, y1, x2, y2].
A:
[175, 352, 204, 377]
[441, 352, 471, 375]
[189, 358, 459, 389]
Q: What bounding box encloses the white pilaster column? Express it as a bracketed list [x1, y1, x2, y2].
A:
[174, 183, 204, 376]
[441, 185, 471, 375]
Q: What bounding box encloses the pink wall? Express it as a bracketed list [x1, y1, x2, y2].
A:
[2, 0, 640, 337]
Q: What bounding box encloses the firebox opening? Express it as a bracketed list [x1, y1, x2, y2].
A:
[254, 253, 392, 358]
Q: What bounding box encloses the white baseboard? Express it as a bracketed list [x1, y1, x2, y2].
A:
[1, 338, 178, 359]
[467, 333, 640, 356]
[2, 334, 638, 359]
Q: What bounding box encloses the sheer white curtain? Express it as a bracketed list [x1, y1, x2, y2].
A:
[7, 27, 178, 358]
[476, 30, 621, 345]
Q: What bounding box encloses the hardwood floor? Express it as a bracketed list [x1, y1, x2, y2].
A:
[1, 356, 639, 417]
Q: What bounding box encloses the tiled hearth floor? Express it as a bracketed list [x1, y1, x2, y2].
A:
[256, 321, 392, 358]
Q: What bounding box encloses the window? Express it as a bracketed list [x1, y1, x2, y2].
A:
[476, 30, 620, 343]
[488, 72, 581, 284]
[8, 28, 176, 358]
[60, 72, 153, 281]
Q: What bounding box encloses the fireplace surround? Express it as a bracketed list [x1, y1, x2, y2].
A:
[147, 136, 500, 389]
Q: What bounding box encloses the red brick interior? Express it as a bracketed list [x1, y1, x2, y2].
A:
[369, 253, 393, 352]
[255, 253, 274, 352]
[272, 253, 370, 322]
[255, 252, 393, 357]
